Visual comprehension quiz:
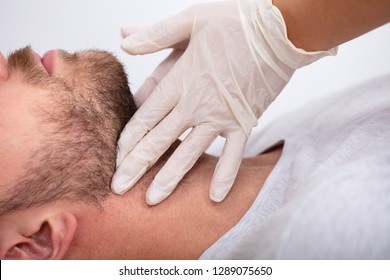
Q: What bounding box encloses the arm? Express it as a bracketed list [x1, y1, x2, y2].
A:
[115, 0, 336, 204]
[273, 0, 390, 51]
[114, 0, 386, 205]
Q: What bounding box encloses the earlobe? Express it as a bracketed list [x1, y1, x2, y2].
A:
[3, 212, 77, 260]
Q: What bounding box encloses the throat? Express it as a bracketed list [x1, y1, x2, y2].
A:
[157, 146, 282, 259]
[83, 145, 283, 259]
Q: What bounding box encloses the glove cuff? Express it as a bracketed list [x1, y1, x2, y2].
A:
[254, 0, 337, 70]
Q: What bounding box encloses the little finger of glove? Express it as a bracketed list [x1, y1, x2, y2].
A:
[210, 130, 248, 202]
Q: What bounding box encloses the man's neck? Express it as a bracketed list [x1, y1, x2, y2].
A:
[66, 146, 283, 259]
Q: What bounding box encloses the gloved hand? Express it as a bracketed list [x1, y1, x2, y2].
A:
[112, 0, 336, 205]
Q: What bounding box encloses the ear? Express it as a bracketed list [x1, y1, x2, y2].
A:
[3, 212, 77, 260]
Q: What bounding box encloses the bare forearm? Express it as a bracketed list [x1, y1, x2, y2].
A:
[273, 0, 390, 51]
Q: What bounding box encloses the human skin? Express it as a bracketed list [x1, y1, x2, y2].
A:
[0, 52, 48, 191]
[0, 48, 283, 259]
[273, 0, 390, 51]
[0, 143, 282, 259]
[72, 145, 282, 259]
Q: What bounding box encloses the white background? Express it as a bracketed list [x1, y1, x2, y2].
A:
[1, 0, 389, 155]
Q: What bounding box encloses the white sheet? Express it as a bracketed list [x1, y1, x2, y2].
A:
[200, 73, 390, 259]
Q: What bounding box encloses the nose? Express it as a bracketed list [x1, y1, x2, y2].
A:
[0, 52, 10, 80]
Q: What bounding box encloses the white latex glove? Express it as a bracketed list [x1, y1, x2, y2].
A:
[112, 0, 336, 205]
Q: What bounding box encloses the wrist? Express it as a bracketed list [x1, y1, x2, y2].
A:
[253, 0, 336, 70]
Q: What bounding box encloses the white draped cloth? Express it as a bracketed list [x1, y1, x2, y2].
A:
[200, 74, 390, 259]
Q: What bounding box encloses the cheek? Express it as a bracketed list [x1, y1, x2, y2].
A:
[0, 115, 40, 187]
[0, 66, 9, 81]
[0, 156, 24, 189]
[0, 86, 45, 187]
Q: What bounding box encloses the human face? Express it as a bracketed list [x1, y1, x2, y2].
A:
[0, 46, 135, 259]
[0, 47, 57, 190]
[0, 46, 121, 197]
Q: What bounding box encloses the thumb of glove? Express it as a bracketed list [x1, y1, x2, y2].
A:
[121, 10, 193, 55]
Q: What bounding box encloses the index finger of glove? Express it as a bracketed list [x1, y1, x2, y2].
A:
[135, 49, 184, 107]
[116, 74, 180, 166]
[112, 108, 187, 195]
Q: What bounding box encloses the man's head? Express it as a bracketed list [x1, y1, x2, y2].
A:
[0, 46, 136, 259]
